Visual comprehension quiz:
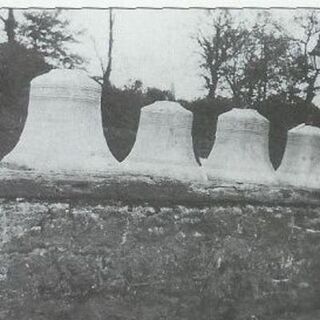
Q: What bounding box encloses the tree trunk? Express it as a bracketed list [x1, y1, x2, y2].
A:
[103, 9, 114, 87]
[5, 9, 16, 43]
[208, 86, 216, 99]
[207, 72, 218, 99]
[305, 71, 319, 104]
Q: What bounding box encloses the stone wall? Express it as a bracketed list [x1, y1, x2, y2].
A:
[0, 173, 320, 320]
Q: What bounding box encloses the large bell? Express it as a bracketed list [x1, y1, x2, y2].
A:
[277, 124, 320, 189]
[3, 69, 117, 173]
[204, 108, 276, 184]
[123, 101, 203, 181]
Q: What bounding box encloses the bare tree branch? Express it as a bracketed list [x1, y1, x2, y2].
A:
[90, 35, 105, 75]
[90, 75, 103, 86]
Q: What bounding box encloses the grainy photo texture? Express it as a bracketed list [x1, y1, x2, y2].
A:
[0, 6, 320, 320]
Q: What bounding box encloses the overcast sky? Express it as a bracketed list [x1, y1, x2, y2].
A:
[67, 8, 206, 100]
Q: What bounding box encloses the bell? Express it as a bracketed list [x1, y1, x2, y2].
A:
[123, 101, 203, 181]
[277, 124, 320, 189]
[204, 108, 276, 184]
[3, 69, 117, 173]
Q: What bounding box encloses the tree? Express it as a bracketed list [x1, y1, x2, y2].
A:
[219, 25, 251, 106]
[92, 9, 114, 86]
[15, 9, 85, 68]
[197, 10, 235, 99]
[0, 8, 17, 43]
[145, 87, 175, 102]
[239, 16, 291, 108]
[103, 9, 114, 87]
[198, 10, 291, 108]
[288, 11, 320, 104]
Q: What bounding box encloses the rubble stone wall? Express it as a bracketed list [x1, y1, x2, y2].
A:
[0, 174, 319, 320]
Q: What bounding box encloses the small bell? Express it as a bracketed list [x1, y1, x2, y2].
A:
[123, 101, 203, 181]
[277, 124, 320, 189]
[204, 108, 276, 184]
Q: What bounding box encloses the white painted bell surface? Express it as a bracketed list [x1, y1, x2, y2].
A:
[123, 101, 203, 181]
[277, 124, 320, 189]
[204, 108, 276, 184]
[3, 69, 117, 173]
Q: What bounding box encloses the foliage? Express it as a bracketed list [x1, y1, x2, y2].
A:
[197, 10, 320, 109]
[234, 17, 291, 108]
[16, 9, 85, 68]
[181, 96, 232, 162]
[258, 94, 320, 168]
[145, 86, 175, 102]
[0, 42, 49, 92]
[198, 11, 293, 108]
[288, 11, 320, 103]
[197, 10, 237, 99]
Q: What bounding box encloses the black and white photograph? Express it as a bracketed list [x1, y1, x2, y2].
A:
[0, 1, 320, 319]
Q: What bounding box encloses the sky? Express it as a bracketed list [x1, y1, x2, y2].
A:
[64, 8, 306, 101]
[0, 7, 320, 103]
[67, 8, 207, 100]
[65, 8, 296, 101]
